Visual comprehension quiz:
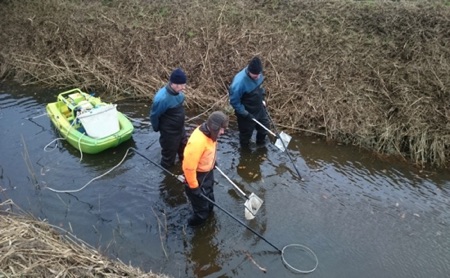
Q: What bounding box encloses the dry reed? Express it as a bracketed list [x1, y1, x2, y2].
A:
[0, 200, 170, 278]
[0, 0, 448, 168]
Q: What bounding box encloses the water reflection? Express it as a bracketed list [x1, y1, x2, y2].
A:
[236, 145, 268, 183]
[187, 216, 222, 277]
[159, 172, 186, 208]
[1, 83, 450, 278]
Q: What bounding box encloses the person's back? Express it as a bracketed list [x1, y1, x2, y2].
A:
[151, 86, 185, 132]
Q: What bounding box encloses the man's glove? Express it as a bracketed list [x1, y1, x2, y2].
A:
[245, 112, 255, 120]
[191, 187, 202, 197]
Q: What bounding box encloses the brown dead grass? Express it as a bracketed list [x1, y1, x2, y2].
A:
[0, 0, 449, 168]
[0, 200, 169, 278]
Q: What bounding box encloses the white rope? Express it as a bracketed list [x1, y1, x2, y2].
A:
[77, 132, 85, 162]
[44, 110, 131, 193]
[43, 138, 65, 152]
[44, 114, 87, 159]
[44, 147, 132, 193]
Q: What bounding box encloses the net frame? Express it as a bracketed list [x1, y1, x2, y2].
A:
[244, 193, 264, 220]
[281, 243, 319, 274]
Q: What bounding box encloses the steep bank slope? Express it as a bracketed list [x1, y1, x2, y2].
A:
[0, 0, 449, 167]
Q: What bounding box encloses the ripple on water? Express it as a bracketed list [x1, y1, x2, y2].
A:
[1, 86, 450, 278]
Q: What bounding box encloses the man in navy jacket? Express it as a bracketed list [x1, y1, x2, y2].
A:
[229, 56, 270, 148]
[150, 68, 188, 168]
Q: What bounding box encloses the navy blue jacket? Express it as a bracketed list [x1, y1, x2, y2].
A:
[150, 84, 185, 133]
[229, 67, 265, 118]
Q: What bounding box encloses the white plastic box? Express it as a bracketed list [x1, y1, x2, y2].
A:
[78, 104, 120, 138]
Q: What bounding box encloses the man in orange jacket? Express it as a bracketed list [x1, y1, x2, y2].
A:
[182, 111, 229, 226]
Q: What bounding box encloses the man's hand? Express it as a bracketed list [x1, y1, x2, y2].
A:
[191, 187, 202, 197]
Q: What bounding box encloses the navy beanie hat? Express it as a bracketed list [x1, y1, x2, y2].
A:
[170, 68, 187, 84]
[248, 56, 262, 74]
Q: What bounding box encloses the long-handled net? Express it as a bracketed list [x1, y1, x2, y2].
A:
[252, 118, 292, 152]
[215, 166, 263, 220]
[131, 148, 316, 273]
[282, 244, 318, 274]
[201, 194, 318, 274]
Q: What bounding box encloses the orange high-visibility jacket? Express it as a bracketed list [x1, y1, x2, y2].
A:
[182, 126, 217, 189]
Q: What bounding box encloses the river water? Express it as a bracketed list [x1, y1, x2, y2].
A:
[1, 83, 449, 278]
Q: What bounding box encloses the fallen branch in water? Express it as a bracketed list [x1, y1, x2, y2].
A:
[245, 251, 267, 273]
[151, 207, 168, 259]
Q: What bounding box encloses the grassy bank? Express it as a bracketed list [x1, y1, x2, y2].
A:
[0, 200, 170, 278]
[0, 0, 449, 167]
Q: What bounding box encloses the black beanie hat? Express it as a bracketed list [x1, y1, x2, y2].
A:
[170, 68, 187, 84]
[247, 56, 262, 74]
[206, 111, 229, 141]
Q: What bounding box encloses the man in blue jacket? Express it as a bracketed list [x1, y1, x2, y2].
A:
[150, 68, 187, 168]
[229, 56, 270, 148]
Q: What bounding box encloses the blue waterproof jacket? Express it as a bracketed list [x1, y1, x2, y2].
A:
[150, 85, 185, 132]
[229, 68, 265, 117]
